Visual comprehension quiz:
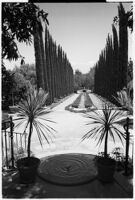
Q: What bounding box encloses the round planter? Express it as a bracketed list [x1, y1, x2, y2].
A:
[97, 157, 116, 182]
[17, 157, 40, 184]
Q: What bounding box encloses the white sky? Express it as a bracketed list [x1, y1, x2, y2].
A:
[3, 2, 132, 73]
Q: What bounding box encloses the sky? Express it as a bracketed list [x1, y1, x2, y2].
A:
[4, 2, 132, 73]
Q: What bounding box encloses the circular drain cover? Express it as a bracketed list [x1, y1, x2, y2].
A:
[38, 153, 97, 185]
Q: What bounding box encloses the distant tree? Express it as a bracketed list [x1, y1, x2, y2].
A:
[74, 70, 83, 90]
[74, 69, 94, 91]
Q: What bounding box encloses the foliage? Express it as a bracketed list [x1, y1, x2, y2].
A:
[74, 70, 83, 90]
[14, 88, 56, 157]
[111, 147, 133, 174]
[13, 64, 37, 87]
[12, 72, 31, 104]
[2, 66, 15, 110]
[2, 2, 48, 61]
[74, 69, 95, 91]
[127, 58, 133, 82]
[113, 4, 133, 32]
[82, 104, 126, 157]
[74, 68, 94, 90]
[114, 88, 133, 115]
[2, 64, 34, 108]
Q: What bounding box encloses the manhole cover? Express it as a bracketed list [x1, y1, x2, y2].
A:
[38, 153, 97, 185]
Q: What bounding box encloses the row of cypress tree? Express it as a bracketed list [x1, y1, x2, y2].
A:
[94, 3, 129, 103]
[34, 22, 74, 105]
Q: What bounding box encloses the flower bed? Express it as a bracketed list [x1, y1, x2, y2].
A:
[71, 93, 83, 108]
[66, 92, 95, 113]
[84, 92, 93, 108]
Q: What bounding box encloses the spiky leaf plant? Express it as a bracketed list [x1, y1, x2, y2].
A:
[14, 88, 56, 157]
[113, 88, 133, 115]
[82, 104, 126, 158]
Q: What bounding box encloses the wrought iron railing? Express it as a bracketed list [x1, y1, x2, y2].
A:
[2, 116, 26, 169]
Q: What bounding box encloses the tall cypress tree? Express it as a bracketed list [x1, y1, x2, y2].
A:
[118, 3, 128, 89]
[112, 24, 119, 93]
[44, 27, 74, 103]
[39, 21, 48, 92]
[33, 21, 44, 90]
[45, 26, 52, 104]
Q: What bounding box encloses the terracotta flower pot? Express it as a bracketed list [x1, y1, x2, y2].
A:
[17, 157, 40, 184]
[97, 157, 116, 182]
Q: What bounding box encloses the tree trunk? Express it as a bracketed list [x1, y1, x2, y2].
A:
[27, 120, 33, 158]
[104, 129, 108, 157]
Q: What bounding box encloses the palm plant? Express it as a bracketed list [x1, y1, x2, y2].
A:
[82, 104, 126, 158]
[14, 88, 56, 158]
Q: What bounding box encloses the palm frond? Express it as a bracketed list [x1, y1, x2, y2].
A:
[38, 117, 57, 124]
[34, 120, 50, 145]
[14, 119, 27, 129]
[13, 117, 26, 121]
[110, 110, 126, 124]
[36, 120, 56, 138]
[109, 128, 116, 143]
[96, 127, 106, 146]
[33, 121, 43, 147]
[82, 127, 97, 141]
[36, 122, 52, 144]
[111, 125, 125, 145]
[85, 113, 105, 124]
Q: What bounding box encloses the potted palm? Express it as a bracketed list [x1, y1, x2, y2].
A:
[14, 88, 56, 183]
[82, 104, 126, 182]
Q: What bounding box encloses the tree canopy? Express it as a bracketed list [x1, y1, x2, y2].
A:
[2, 2, 49, 61]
